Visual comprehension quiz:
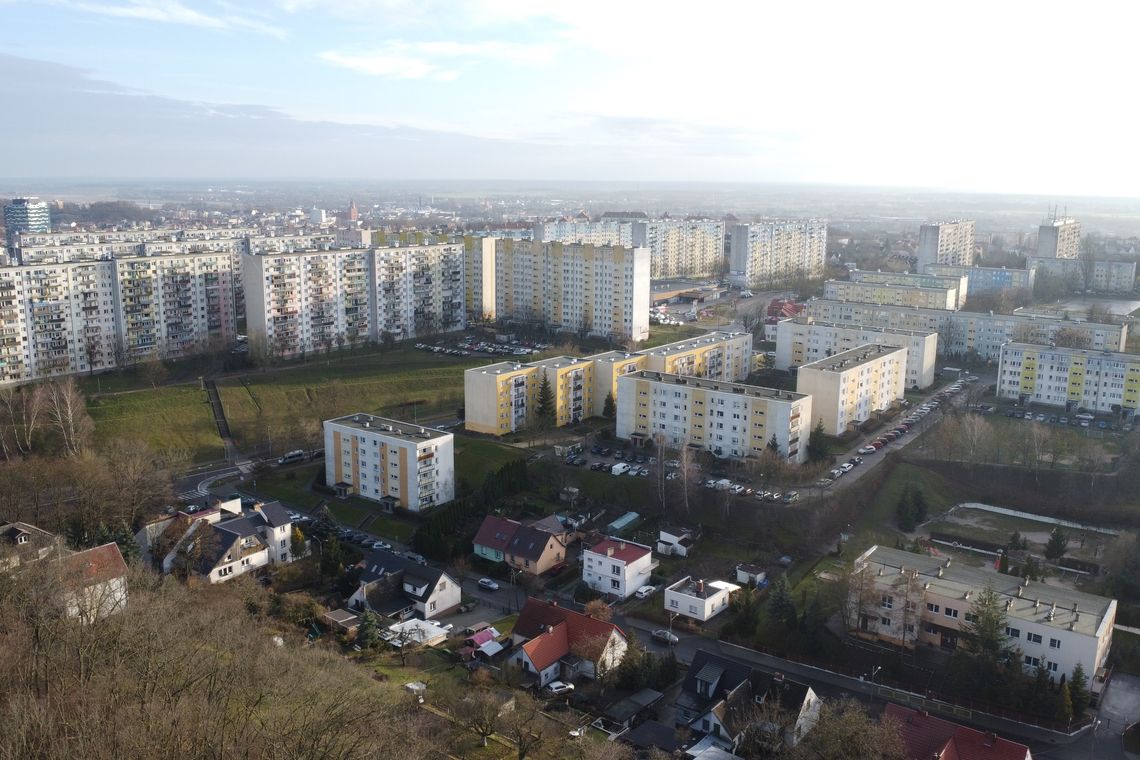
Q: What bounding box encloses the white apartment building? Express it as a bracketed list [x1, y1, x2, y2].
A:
[848, 270, 969, 309]
[533, 219, 635, 247]
[1027, 257, 1137, 294]
[1037, 218, 1081, 259]
[534, 218, 725, 278]
[796, 344, 907, 436]
[324, 413, 455, 512]
[803, 299, 1128, 362]
[774, 317, 938, 389]
[582, 538, 656, 600]
[664, 577, 741, 622]
[728, 221, 827, 287]
[616, 370, 811, 462]
[917, 220, 976, 268]
[850, 545, 1115, 683]
[997, 343, 1140, 415]
[822, 279, 960, 311]
[371, 243, 466, 340]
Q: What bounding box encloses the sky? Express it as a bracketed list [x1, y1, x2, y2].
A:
[0, 0, 1137, 195]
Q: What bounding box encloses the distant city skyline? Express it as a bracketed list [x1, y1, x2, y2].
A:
[1, 1, 1138, 197]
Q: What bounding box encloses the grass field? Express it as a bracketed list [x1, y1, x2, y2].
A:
[453, 437, 525, 489]
[87, 384, 224, 463]
[252, 464, 324, 509]
[856, 461, 964, 546]
[218, 349, 482, 451]
[642, 322, 706, 348]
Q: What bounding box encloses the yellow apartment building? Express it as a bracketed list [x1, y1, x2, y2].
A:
[796, 344, 907, 435]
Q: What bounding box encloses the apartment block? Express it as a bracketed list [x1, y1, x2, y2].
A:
[728, 221, 827, 287]
[371, 243, 465, 340]
[533, 219, 634, 247]
[0, 269, 30, 383]
[1037, 218, 1081, 259]
[774, 317, 937, 389]
[997, 343, 1140, 414]
[924, 263, 1035, 296]
[1027, 257, 1137, 294]
[476, 239, 649, 342]
[916, 220, 976, 268]
[822, 279, 960, 310]
[534, 218, 725, 278]
[850, 545, 1115, 683]
[640, 330, 753, 382]
[795, 344, 907, 435]
[616, 369, 811, 462]
[848, 270, 968, 309]
[324, 413, 455, 512]
[3, 198, 51, 254]
[463, 236, 497, 321]
[803, 299, 1128, 362]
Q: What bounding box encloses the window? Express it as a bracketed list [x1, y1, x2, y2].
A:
[880, 617, 891, 627]
[670, 599, 679, 608]
[429, 601, 436, 612]
[905, 623, 915, 634]
[690, 605, 699, 614]
[925, 624, 939, 635]
[944, 607, 959, 619]
[927, 603, 940, 613]
[610, 579, 620, 590]
[1006, 627, 1021, 639]
[964, 612, 977, 623]
[1027, 633, 1042, 644]
[1049, 638, 1061, 649]
[1024, 655, 1040, 668]
[881, 595, 894, 609]
[612, 564, 621, 575]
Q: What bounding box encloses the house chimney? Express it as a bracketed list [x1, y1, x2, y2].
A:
[773, 672, 784, 683]
[697, 579, 705, 594]
[984, 732, 997, 747]
[619, 541, 626, 550]
[547, 625, 554, 635]
[607, 547, 614, 557]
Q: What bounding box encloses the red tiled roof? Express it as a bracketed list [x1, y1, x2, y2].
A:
[515, 598, 626, 658]
[521, 621, 569, 671]
[885, 704, 1030, 760]
[59, 543, 128, 587]
[586, 538, 650, 564]
[473, 516, 521, 552]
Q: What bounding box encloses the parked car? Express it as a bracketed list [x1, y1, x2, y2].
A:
[666, 471, 679, 480]
[782, 491, 800, 503]
[634, 585, 657, 599]
[858, 445, 877, 455]
[651, 629, 679, 646]
[848, 457, 863, 466]
[839, 463, 854, 473]
[546, 681, 575, 695]
[404, 552, 427, 565]
[829, 468, 843, 479]
[478, 578, 500, 591]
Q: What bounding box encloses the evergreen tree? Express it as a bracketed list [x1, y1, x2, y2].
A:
[319, 535, 344, 577]
[806, 419, 828, 462]
[1045, 527, 1069, 560]
[602, 391, 616, 419]
[910, 487, 929, 522]
[535, 374, 555, 425]
[896, 483, 917, 532]
[357, 611, 381, 649]
[291, 526, 307, 558]
[767, 434, 780, 453]
[768, 575, 798, 630]
[1069, 663, 1090, 715]
[1055, 682, 1074, 722]
[961, 585, 1012, 662]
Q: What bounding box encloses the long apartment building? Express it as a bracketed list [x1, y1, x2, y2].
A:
[1037, 217, 1081, 259]
[1027, 257, 1137, 294]
[848, 270, 968, 309]
[795, 344, 907, 435]
[371, 243, 465, 340]
[774, 317, 937, 389]
[804, 298, 1128, 362]
[924, 263, 1035, 296]
[916, 220, 976, 268]
[997, 343, 1140, 415]
[850, 545, 1115, 682]
[464, 331, 753, 435]
[822, 279, 960, 311]
[533, 218, 725, 278]
[324, 413, 455, 512]
[465, 239, 649, 342]
[728, 221, 827, 287]
[616, 369, 811, 462]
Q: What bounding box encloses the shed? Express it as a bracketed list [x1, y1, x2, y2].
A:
[736, 563, 767, 587]
[607, 511, 641, 535]
[321, 608, 361, 633]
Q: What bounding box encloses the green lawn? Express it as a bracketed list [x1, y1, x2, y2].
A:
[857, 461, 963, 545]
[326, 501, 373, 527]
[87, 385, 224, 463]
[642, 322, 707, 348]
[253, 464, 325, 509]
[454, 436, 526, 489]
[217, 348, 483, 451]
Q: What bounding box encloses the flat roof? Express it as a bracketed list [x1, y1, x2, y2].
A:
[666, 576, 741, 599]
[529, 355, 590, 369]
[826, 279, 958, 294]
[798, 343, 906, 373]
[326, 413, 452, 441]
[643, 331, 750, 357]
[1002, 342, 1140, 362]
[466, 361, 532, 374]
[851, 270, 965, 285]
[857, 546, 1114, 638]
[785, 316, 937, 338]
[623, 369, 808, 402]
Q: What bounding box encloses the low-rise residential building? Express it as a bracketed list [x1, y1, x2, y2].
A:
[348, 555, 461, 620]
[639, 330, 753, 382]
[664, 577, 741, 622]
[324, 414, 454, 512]
[59, 542, 130, 623]
[657, 527, 694, 557]
[822, 279, 960, 311]
[504, 523, 569, 576]
[885, 704, 1032, 760]
[796, 344, 907, 436]
[924, 263, 1035, 297]
[849, 545, 1115, 685]
[1027, 256, 1137, 293]
[510, 597, 628, 686]
[774, 316, 937, 390]
[616, 369, 811, 461]
[848, 270, 969, 309]
[581, 537, 656, 600]
[0, 521, 65, 570]
[472, 515, 521, 563]
[997, 343, 1140, 414]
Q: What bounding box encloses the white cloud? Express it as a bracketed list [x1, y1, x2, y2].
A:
[50, 0, 287, 37]
[319, 40, 554, 80]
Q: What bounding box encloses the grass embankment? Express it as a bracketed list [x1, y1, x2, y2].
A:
[454, 438, 526, 490]
[87, 384, 224, 463]
[854, 461, 964, 547]
[641, 322, 707, 348]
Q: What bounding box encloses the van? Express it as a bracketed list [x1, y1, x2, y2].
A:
[611, 463, 631, 476]
[277, 450, 305, 465]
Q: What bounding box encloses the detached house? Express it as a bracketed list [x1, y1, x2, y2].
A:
[348, 555, 460, 620]
[885, 704, 1032, 760]
[473, 516, 520, 563]
[581, 537, 656, 600]
[506, 524, 569, 576]
[509, 597, 628, 686]
[0, 521, 64, 571]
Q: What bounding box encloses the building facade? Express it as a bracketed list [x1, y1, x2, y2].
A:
[822, 279, 960, 311]
[849, 545, 1115, 682]
[774, 317, 937, 389]
[795, 344, 907, 436]
[371, 243, 466, 340]
[634, 219, 726, 279]
[323, 413, 455, 512]
[848, 269, 968, 309]
[729, 221, 827, 287]
[997, 343, 1140, 415]
[917, 220, 976, 269]
[1027, 257, 1137, 294]
[616, 370, 811, 462]
[582, 538, 656, 600]
[3, 198, 51, 254]
[924, 263, 1035, 296]
[664, 577, 741, 622]
[1037, 218, 1081, 259]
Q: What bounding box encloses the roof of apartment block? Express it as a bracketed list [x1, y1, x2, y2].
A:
[808, 298, 1126, 328]
[326, 413, 452, 441]
[825, 278, 958, 294]
[622, 369, 808, 402]
[1002, 342, 1138, 362]
[857, 545, 1114, 639]
[798, 343, 906, 373]
[643, 331, 749, 357]
[786, 316, 938, 338]
[466, 361, 534, 375]
[529, 355, 591, 370]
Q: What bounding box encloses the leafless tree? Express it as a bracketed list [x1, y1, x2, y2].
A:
[43, 378, 93, 457]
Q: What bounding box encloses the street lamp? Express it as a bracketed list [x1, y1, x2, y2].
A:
[1088, 718, 1102, 760]
[865, 665, 882, 704]
[667, 612, 679, 636]
[509, 567, 522, 612]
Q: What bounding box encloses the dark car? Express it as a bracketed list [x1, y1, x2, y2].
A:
[600, 448, 612, 457]
[573, 457, 587, 466]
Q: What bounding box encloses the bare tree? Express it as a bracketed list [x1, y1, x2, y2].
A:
[0, 383, 45, 456]
[451, 689, 507, 747]
[499, 692, 551, 760]
[44, 378, 93, 457]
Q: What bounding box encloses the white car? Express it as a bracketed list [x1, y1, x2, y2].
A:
[547, 681, 575, 695]
[839, 463, 854, 473]
[478, 578, 500, 591]
[857, 446, 877, 455]
[634, 585, 657, 599]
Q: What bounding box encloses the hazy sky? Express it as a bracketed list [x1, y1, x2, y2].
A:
[0, 0, 1136, 195]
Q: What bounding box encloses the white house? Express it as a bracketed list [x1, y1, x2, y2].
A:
[348, 555, 461, 620]
[657, 527, 694, 558]
[665, 577, 741, 622]
[582, 538, 656, 600]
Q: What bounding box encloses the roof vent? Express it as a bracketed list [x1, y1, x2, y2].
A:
[1016, 586, 1023, 598]
[936, 567, 943, 578]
